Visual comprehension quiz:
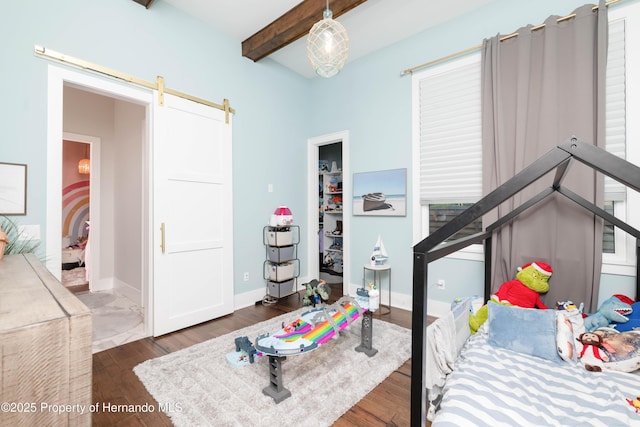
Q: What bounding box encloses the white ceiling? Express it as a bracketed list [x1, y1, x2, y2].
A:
[160, 0, 496, 79]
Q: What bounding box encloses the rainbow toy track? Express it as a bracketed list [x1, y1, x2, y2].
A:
[255, 297, 366, 356]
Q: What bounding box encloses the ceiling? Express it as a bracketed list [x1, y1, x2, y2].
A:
[159, 0, 496, 79]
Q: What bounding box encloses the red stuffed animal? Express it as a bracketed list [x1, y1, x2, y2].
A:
[469, 262, 552, 333]
[492, 262, 552, 309]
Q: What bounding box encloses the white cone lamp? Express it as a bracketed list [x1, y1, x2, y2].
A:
[306, 0, 349, 78]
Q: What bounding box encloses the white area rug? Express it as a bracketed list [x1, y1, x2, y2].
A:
[134, 308, 411, 426]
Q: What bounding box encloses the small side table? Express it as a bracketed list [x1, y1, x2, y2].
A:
[363, 264, 391, 315]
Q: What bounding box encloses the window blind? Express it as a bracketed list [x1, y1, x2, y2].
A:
[418, 53, 482, 205]
[605, 18, 626, 201]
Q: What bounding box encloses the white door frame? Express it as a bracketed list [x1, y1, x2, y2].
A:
[307, 130, 350, 296]
[46, 65, 154, 335]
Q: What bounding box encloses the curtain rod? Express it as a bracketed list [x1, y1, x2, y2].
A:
[400, 0, 620, 76]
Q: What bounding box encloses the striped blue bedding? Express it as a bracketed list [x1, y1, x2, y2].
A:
[433, 328, 640, 426]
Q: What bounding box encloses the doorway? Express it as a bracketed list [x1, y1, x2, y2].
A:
[319, 142, 343, 293]
[47, 64, 235, 340]
[47, 65, 153, 343]
[308, 131, 350, 297]
[60, 139, 92, 293]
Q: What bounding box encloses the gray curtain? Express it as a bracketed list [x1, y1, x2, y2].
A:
[481, 1, 607, 312]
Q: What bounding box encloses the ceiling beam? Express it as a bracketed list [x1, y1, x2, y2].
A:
[242, 0, 367, 62]
[131, 0, 155, 9]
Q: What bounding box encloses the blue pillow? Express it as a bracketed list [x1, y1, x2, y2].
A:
[487, 301, 561, 362]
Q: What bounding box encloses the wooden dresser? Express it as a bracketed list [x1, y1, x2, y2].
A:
[0, 254, 92, 426]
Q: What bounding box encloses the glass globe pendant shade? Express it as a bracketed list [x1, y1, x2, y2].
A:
[306, 9, 349, 78]
[78, 158, 90, 174]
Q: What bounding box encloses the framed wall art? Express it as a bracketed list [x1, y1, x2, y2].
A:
[0, 162, 27, 215]
[353, 168, 406, 216]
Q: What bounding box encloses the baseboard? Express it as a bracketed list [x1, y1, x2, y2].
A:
[90, 277, 113, 292]
[346, 281, 412, 312]
[113, 278, 142, 306]
[235, 280, 451, 318]
[346, 282, 451, 317]
[234, 276, 311, 310]
[234, 287, 269, 309]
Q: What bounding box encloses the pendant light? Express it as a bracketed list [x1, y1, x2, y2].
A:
[306, 0, 349, 78]
[78, 144, 90, 175]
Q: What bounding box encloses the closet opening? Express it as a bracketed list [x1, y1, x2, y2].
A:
[319, 142, 343, 296]
[308, 130, 350, 299]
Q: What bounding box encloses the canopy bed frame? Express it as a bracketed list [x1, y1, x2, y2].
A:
[411, 136, 640, 426]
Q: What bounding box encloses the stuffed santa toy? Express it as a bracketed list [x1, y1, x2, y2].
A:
[492, 261, 553, 309]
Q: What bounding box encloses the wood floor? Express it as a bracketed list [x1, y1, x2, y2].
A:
[92, 290, 427, 426]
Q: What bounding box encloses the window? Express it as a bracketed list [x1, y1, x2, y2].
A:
[602, 17, 626, 259]
[412, 3, 640, 272]
[603, 4, 640, 274]
[412, 53, 483, 258]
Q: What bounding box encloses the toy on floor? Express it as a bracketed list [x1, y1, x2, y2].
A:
[302, 279, 331, 307]
[583, 295, 632, 332]
[469, 262, 552, 333]
[225, 336, 261, 367]
[256, 297, 366, 354]
[254, 296, 377, 403]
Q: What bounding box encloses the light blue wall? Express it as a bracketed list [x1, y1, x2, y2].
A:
[1, 0, 310, 297]
[2, 0, 636, 307]
[308, 0, 638, 305]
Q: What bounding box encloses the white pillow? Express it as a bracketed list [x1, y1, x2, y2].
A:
[556, 310, 584, 362]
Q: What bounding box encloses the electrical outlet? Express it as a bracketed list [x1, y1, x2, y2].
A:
[243, 272, 250, 281]
[437, 279, 445, 290]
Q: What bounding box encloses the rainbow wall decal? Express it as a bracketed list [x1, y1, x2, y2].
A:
[62, 180, 90, 244]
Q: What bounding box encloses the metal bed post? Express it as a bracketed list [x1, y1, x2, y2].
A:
[411, 252, 428, 426]
[636, 238, 640, 300]
[484, 235, 493, 302]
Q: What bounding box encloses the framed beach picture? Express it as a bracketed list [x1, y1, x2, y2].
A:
[353, 168, 406, 216]
[0, 162, 27, 215]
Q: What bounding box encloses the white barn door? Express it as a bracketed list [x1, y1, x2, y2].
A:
[153, 92, 233, 336]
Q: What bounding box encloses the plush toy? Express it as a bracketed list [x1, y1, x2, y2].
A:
[469, 262, 552, 333]
[493, 261, 552, 309]
[556, 302, 585, 362]
[577, 329, 640, 373]
[612, 300, 639, 332]
[576, 331, 611, 372]
[555, 300, 582, 312]
[302, 279, 331, 307]
[626, 394, 640, 413]
[583, 296, 632, 332]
